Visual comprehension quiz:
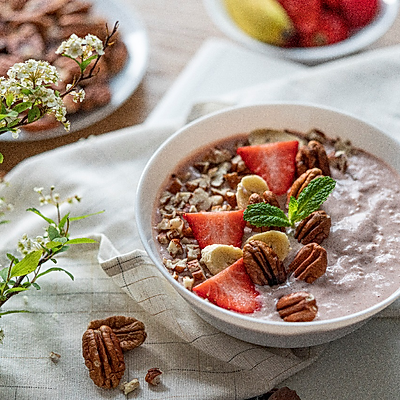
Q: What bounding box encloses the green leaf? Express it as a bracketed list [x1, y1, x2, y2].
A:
[10, 250, 43, 278]
[0, 152, 3, 164]
[7, 253, 19, 264]
[21, 88, 32, 96]
[0, 310, 29, 317]
[27, 106, 41, 123]
[79, 55, 98, 71]
[47, 225, 61, 240]
[0, 267, 9, 282]
[243, 203, 291, 228]
[45, 240, 64, 250]
[0, 110, 19, 120]
[287, 196, 298, 222]
[26, 208, 55, 224]
[6, 93, 14, 107]
[12, 101, 32, 114]
[292, 176, 336, 223]
[36, 267, 74, 281]
[69, 210, 105, 222]
[5, 287, 29, 294]
[32, 282, 41, 290]
[66, 238, 97, 245]
[58, 212, 70, 230]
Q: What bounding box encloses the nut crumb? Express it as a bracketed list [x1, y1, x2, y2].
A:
[121, 378, 140, 394]
[49, 351, 61, 363]
[145, 368, 162, 386]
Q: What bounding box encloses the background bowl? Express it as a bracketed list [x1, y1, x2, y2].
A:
[136, 103, 400, 347]
[203, 0, 400, 64]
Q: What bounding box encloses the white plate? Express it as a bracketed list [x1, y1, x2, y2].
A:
[1, 0, 148, 141]
[203, 0, 399, 64]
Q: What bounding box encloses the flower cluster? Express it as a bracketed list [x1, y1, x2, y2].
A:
[34, 186, 81, 206]
[56, 33, 105, 59]
[0, 29, 110, 139]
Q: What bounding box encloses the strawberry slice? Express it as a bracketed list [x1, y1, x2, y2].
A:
[193, 258, 261, 313]
[237, 141, 298, 195]
[183, 210, 246, 249]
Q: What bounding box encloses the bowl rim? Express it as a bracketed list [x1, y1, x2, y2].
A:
[136, 101, 400, 335]
[203, 0, 400, 63]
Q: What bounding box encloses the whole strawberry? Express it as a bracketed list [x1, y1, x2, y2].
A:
[335, 0, 379, 28]
[300, 10, 350, 46]
[278, 0, 322, 34]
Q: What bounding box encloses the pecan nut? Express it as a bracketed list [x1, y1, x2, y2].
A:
[288, 243, 327, 283]
[295, 210, 331, 245]
[243, 240, 287, 286]
[276, 291, 318, 322]
[82, 325, 125, 389]
[287, 168, 322, 206]
[296, 140, 331, 177]
[88, 315, 147, 352]
[145, 367, 163, 386]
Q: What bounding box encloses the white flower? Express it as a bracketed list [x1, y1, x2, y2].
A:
[71, 88, 85, 103]
[85, 34, 105, 55]
[56, 34, 84, 58]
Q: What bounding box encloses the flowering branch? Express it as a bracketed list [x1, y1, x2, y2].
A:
[0, 186, 103, 341]
[0, 22, 119, 139]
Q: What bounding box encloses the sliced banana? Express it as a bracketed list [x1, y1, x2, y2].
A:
[236, 174, 269, 209]
[245, 230, 290, 261]
[248, 129, 307, 146]
[200, 244, 243, 275]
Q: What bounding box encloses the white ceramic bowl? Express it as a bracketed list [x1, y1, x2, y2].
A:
[136, 103, 400, 348]
[203, 0, 399, 64]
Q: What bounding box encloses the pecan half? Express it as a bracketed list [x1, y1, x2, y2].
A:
[295, 210, 331, 245]
[288, 243, 327, 283]
[296, 140, 331, 177]
[287, 168, 322, 206]
[243, 240, 287, 286]
[276, 291, 318, 322]
[88, 316, 147, 352]
[82, 325, 125, 389]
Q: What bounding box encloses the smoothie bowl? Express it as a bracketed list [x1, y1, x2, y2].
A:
[136, 103, 400, 348]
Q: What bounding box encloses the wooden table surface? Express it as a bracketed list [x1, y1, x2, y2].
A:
[1, 0, 400, 174]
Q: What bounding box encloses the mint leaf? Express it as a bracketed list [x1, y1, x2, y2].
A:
[243, 203, 291, 227]
[243, 176, 336, 229]
[291, 176, 336, 223]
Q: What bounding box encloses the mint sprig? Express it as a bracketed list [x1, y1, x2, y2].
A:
[243, 176, 336, 228]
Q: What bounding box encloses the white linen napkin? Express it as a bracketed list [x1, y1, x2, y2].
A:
[1, 43, 400, 400]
